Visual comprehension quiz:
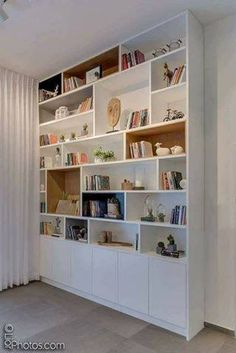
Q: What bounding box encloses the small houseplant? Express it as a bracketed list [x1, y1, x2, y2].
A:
[93, 146, 115, 163]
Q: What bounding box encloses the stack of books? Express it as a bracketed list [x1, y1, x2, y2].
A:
[122, 50, 145, 70]
[78, 97, 93, 113]
[83, 200, 107, 218]
[170, 65, 186, 85]
[170, 205, 187, 225]
[66, 152, 88, 166]
[40, 134, 58, 146]
[126, 109, 149, 129]
[85, 175, 110, 191]
[40, 222, 53, 235]
[40, 202, 46, 213]
[64, 76, 83, 92]
[161, 171, 183, 190]
[129, 141, 153, 159]
[67, 225, 88, 242]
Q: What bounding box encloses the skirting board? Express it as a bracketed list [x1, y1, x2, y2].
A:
[41, 277, 186, 338]
[204, 322, 235, 337]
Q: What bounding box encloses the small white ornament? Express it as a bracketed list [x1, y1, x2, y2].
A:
[170, 145, 184, 155]
[155, 142, 170, 156]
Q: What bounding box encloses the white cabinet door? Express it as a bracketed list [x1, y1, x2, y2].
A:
[118, 253, 148, 314]
[51, 239, 71, 286]
[149, 258, 187, 328]
[40, 236, 53, 279]
[92, 247, 118, 303]
[71, 244, 92, 294]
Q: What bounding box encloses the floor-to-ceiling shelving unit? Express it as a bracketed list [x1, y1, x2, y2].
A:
[39, 10, 204, 340]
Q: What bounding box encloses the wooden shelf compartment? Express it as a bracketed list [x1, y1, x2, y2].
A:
[63, 46, 119, 90]
[125, 120, 186, 159]
[121, 12, 186, 64]
[47, 168, 80, 215]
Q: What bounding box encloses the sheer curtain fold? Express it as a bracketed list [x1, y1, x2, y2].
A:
[0, 67, 39, 291]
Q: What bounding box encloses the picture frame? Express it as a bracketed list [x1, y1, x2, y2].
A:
[86, 65, 102, 84]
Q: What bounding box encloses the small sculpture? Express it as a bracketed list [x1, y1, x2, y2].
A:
[156, 203, 166, 223]
[170, 145, 184, 155]
[59, 135, 65, 143]
[54, 217, 62, 235]
[155, 142, 170, 156]
[121, 179, 134, 190]
[179, 179, 187, 190]
[70, 132, 76, 141]
[107, 97, 121, 133]
[156, 241, 165, 254]
[163, 108, 185, 122]
[81, 123, 88, 136]
[163, 63, 174, 87]
[167, 235, 177, 252]
[141, 195, 155, 222]
[55, 147, 61, 167]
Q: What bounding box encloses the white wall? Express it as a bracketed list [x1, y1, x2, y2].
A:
[204, 14, 236, 331]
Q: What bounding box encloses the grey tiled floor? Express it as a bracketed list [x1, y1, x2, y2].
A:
[0, 282, 235, 352]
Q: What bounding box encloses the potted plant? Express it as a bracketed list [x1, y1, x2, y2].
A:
[93, 146, 115, 163]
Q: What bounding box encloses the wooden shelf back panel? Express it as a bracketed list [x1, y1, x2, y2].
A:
[64, 47, 119, 80]
[47, 169, 80, 213]
[126, 122, 186, 159]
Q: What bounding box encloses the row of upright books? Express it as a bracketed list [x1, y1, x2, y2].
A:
[129, 141, 153, 159]
[170, 65, 186, 85]
[66, 152, 88, 166]
[66, 225, 88, 242]
[78, 97, 93, 113]
[122, 50, 145, 70]
[125, 109, 149, 129]
[64, 76, 83, 92]
[161, 171, 183, 190]
[40, 221, 53, 235]
[40, 133, 58, 146]
[85, 175, 110, 191]
[83, 200, 107, 218]
[40, 202, 46, 213]
[170, 205, 187, 225]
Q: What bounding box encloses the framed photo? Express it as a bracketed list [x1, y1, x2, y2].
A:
[86, 65, 102, 84]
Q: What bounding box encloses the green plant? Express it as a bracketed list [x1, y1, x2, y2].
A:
[93, 146, 115, 161]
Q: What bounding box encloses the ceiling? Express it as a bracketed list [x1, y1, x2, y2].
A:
[0, 0, 235, 79]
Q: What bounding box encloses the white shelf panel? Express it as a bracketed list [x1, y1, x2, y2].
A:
[151, 82, 186, 97]
[40, 110, 93, 132]
[82, 190, 186, 194]
[91, 243, 136, 254]
[143, 251, 187, 264]
[138, 221, 186, 229]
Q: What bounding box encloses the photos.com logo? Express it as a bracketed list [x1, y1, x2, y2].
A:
[3, 323, 65, 351]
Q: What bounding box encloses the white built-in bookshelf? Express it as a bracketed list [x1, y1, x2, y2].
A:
[39, 10, 204, 340]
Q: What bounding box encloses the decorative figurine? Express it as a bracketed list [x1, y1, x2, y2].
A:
[156, 241, 165, 254]
[180, 179, 187, 190]
[163, 108, 185, 122]
[152, 47, 167, 58]
[167, 234, 177, 252]
[81, 123, 88, 136]
[155, 142, 170, 156]
[54, 217, 62, 235]
[70, 132, 76, 141]
[59, 135, 65, 143]
[107, 97, 121, 133]
[156, 203, 166, 223]
[141, 195, 155, 222]
[121, 179, 134, 190]
[166, 39, 182, 52]
[55, 106, 69, 120]
[55, 147, 61, 167]
[163, 62, 174, 87]
[170, 145, 184, 155]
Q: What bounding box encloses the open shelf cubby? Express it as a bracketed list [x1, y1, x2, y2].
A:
[65, 217, 88, 242]
[39, 73, 62, 103]
[125, 120, 186, 159]
[47, 168, 80, 214]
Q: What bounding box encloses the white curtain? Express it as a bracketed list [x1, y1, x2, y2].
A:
[0, 66, 39, 291]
